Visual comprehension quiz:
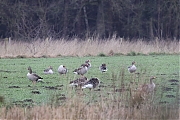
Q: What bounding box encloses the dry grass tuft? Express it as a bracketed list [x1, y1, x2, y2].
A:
[0, 94, 179, 119]
[0, 38, 179, 58]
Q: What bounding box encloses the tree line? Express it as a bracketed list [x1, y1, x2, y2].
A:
[0, 0, 179, 41]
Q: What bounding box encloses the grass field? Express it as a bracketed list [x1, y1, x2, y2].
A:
[0, 55, 179, 119]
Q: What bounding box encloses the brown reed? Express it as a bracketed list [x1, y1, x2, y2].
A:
[0, 37, 179, 58]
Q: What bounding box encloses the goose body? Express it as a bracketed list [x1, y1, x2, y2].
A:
[44, 66, 53, 74]
[85, 60, 91, 70]
[27, 66, 43, 84]
[141, 76, 156, 93]
[69, 77, 88, 87]
[58, 65, 68, 75]
[128, 61, 136, 73]
[99, 63, 108, 72]
[73, 64, 88, 76]
[80, 60, 91, 70]
[82, 77, 100, 89]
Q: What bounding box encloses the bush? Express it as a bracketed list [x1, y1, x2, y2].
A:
[98, 53, 106, 57]
[127, 51, 136, 56]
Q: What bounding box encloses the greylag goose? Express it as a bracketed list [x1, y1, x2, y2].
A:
[85, 60, 91, 70]
[99, 63, 108, 72]
[141, 76, 156, 93]
[69, 77, 88, 88]
[58, 65, 68, 76]
[73, 64, 88, 76]
[130, 76, 156, 108]
[128, 61, 136, 73]
[80, 60, 91, 70]
[44, 66, 53, 74]
[82, 77, 100, 90]
[27, 66, 43, 85]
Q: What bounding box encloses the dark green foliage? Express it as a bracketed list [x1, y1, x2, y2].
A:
[98, 53, 106, 57]
[16, 55, 27, 58]
[0, 96, 4, 103]
[127, 51, 136, 56]
[0, 96, 5, 106]
[149, 52, 168, 55]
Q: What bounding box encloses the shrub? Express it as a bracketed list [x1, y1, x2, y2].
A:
[98, 53, 106, 57]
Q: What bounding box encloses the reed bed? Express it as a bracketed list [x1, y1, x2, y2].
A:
[0, 37, 179, 58]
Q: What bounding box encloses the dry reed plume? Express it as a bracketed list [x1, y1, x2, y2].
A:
[0, 37, 179, 58]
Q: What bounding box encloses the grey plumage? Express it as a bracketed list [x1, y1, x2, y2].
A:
[99, 63, 108, 72]
[128, 61, 136, 73]
[58, 65, 68, 75]
[27, 66, 43, 84]
[69, 77, 88, 87]
[82, 77, 100, 89]
[44, 66, 53, 74]
[73, 64, 88, 76]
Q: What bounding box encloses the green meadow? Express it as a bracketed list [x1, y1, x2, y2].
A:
[0, 55, 179, 105]
[0, 55, 179, 119]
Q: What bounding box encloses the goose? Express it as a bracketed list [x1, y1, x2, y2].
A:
[141, 76, 156, 93]
[58, 65, 68, 76]
[73, 64, 88, 76]
[99, 63, 108, 72]
[130, 76, 156, 108]
[44, 66, 53, 74]
[82, 77, 100, 90]
[69, 76, 88, 88]
[80, 60, 91, 70]
[84, 60, 91, 70]
[27, 66, 43, 85]
[128, 61, 136, 73]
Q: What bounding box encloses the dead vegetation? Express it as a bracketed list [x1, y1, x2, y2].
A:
[0, 93, 179, 119]
[0, 37, 179, 58]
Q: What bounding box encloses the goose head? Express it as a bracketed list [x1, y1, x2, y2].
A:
[28, 66, 32, 74]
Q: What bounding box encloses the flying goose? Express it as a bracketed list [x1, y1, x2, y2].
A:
[69, 76, 88, 88]
[58, 65, 68, 76]
[82, 77, 100, 90]
[99, 63, 108, 72]
[128, 61, 136, 73]
[44, 66, 53, 74]
[73, 63, 88, 76]
[27, 66, 43, 85]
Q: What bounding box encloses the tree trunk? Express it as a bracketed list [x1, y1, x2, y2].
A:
[96, 0, 105, 38]
[157, 0, 161, 39]
[83, 5, 89, 38]
[149, 17, 154, 40]
[62, 0, 69, 38]
[73, 1, 83, 36]
[105, 0, 113, 37]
